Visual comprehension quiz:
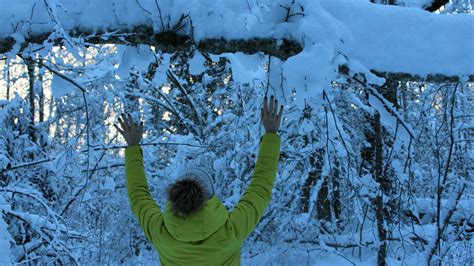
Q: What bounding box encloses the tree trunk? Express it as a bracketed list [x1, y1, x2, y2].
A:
[425, 0, 449, 12]
[400, 81, 408, 120]
[0, 31, 302, 61]
[26, 57, 36, 142]
[301, 147, 323, 213]
[48, 94, 55, 138]
[37, 58, 45, 123]
[376, 78, 399, 109]
[374, 112, 387, 265]
[4, 60, 10, 100]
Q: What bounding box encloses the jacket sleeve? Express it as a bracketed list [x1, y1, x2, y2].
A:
[125, 145, 163, 243]
[229, 133, 281, 242]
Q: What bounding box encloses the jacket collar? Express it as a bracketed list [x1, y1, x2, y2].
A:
[163, 195, 228, 242]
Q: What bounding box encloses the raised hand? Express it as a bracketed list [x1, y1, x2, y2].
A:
[113, 113, 144, 146]
[261, 95, 283, 134]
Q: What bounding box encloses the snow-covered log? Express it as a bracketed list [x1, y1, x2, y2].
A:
[1, 0, 472, 85]
[0, 30, 302, 61]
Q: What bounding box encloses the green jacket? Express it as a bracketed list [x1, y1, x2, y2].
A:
[125, 133, 281, 265]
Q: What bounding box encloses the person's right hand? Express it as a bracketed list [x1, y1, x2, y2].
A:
[261, 95, 283, 134]
[113, 113, 144, 146]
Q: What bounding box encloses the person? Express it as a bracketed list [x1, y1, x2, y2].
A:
[114, 95, 283, 265]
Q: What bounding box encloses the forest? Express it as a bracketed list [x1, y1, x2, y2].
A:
[0, 0, 472, 265]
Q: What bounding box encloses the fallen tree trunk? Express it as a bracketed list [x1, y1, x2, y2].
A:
[0, 28, 302, 60]
[370, 70, 474, 83]
[1, 29, 472, 82]
[424, 0, 449, 12]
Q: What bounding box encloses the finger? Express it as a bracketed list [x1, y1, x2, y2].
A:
[113, 123, 125, 135]
[138, 121, 144, 136]
[113, 122, 119, 129]
[117, 117, 127, 130]
[274, 99, 278, 117]
[278, 105, 284, 120]
[120, 113, 129, 129]
[269, 95, 274, 116]
[127, 113, 135, 131]
[263, 95, 268, 115]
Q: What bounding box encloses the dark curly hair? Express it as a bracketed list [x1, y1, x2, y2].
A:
[165, 178, 206, 217]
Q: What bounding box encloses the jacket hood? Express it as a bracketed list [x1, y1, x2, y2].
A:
[163, 195, 228, 242]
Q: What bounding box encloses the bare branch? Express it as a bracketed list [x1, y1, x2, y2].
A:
[167, 69, 206, 129]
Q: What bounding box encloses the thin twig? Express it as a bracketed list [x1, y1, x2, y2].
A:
[60, 135, 117, 216]
[154, 0, 165, 32]
[428, 184, 466, 264]
[431, 83, 459, 262]
[36, 59, 91, 207]
[2, 157, 54, 172]
[88, 141, 210, 151]
[135, 0, 152, 15]
[167, 69, 205, 129]
[322, 90, 353, 176]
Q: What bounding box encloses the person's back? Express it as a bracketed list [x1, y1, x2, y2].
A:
[115, 95, 283, 265]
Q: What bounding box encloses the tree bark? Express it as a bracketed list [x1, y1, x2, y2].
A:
[301, 145, 323, 213]
[37, 58, 45, 123]
[25, 57, 36, 142]
[0, 29, 302, 61]
[2, 31, 472, 82]
[369, 70, 474, 83]
[424, 0, 449, 12]
[374, 112, 387, 266]
[375, 77, 399, 108]
[4, 60, 10, 100]
[371, 0, 447, 12]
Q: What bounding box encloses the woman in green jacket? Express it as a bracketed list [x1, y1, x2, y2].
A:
[114, 95, 283, 265]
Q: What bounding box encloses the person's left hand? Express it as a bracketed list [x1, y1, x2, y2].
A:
[113, 113, 144, 146]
